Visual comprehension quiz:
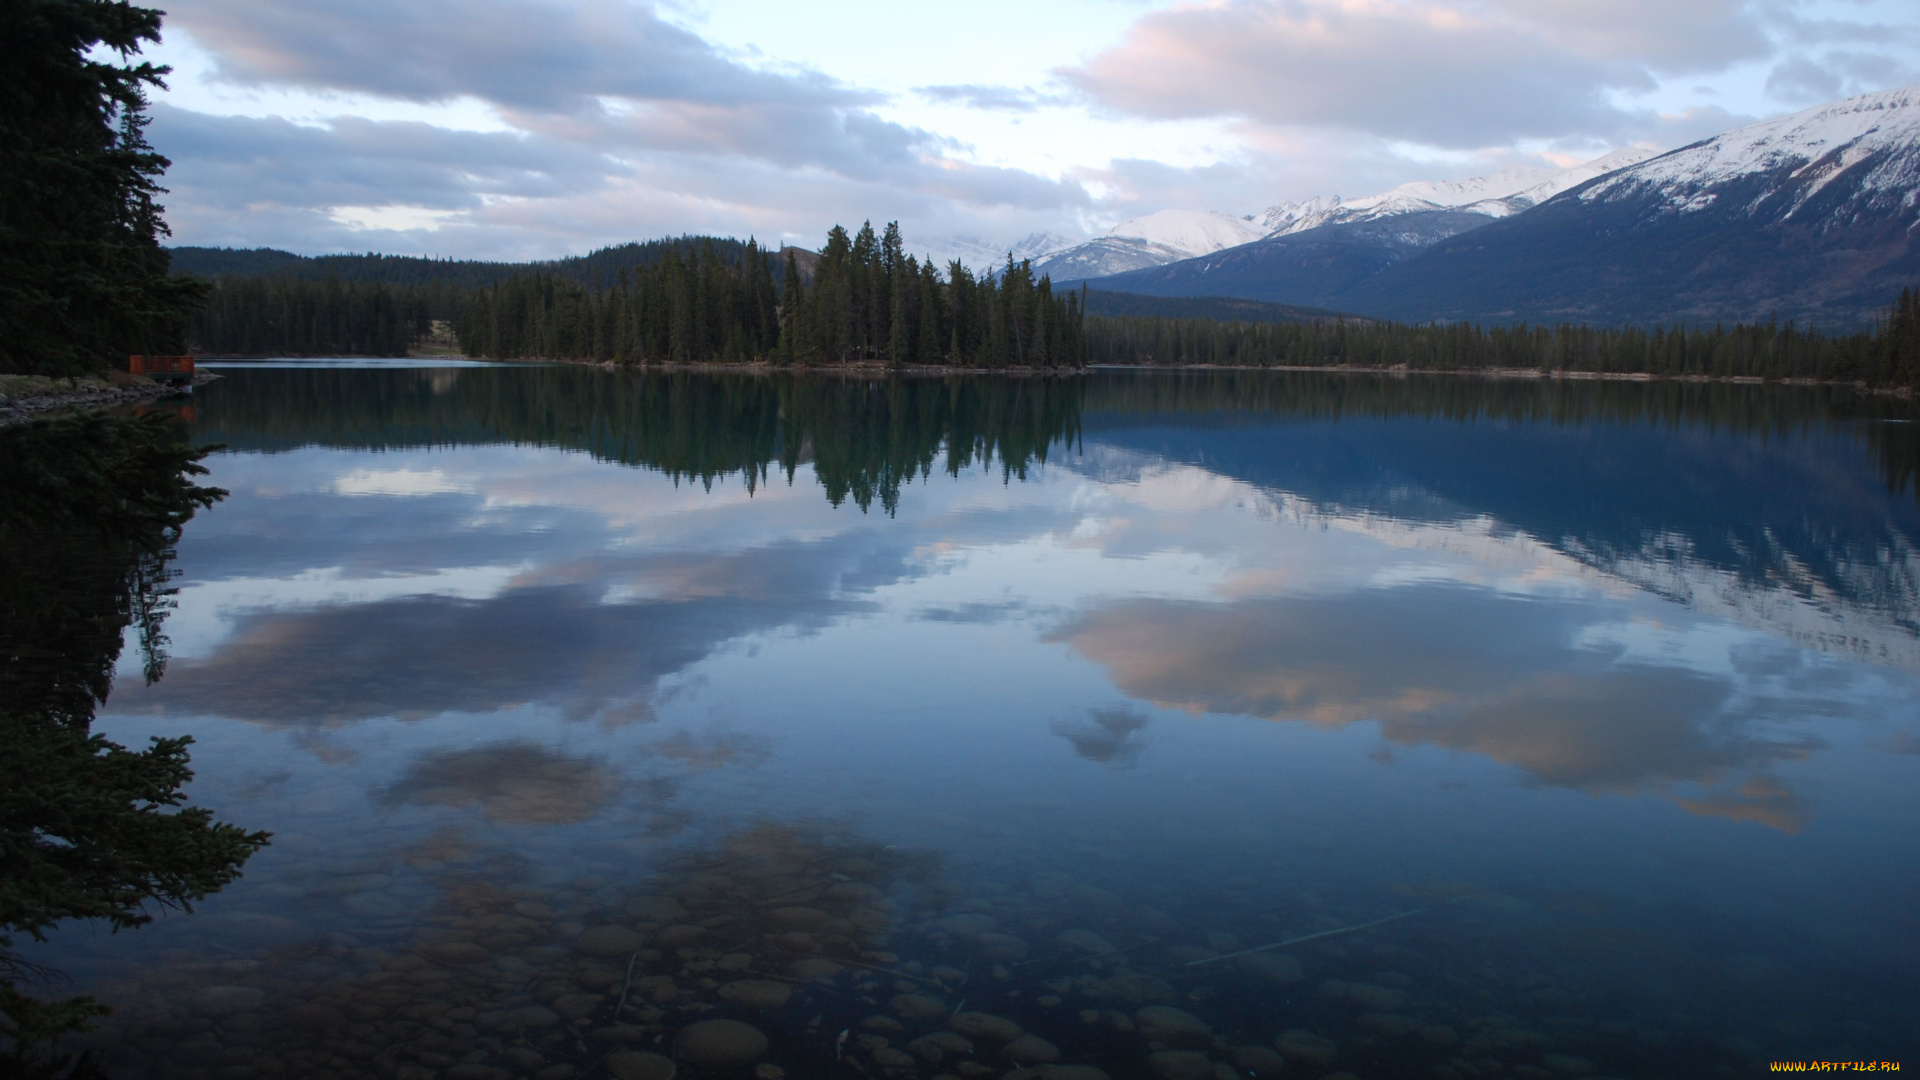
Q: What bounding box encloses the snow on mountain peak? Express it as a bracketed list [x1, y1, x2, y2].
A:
[1263, 148, 1657, 235]
[1101, 209, 1268, 258]
[1579, 83, 1920, 213]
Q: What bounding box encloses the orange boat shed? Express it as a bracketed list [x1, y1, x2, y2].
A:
[129, 354, 195, 384]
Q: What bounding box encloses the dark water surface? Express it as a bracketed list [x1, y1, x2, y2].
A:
[35, 364, 1920, 1079]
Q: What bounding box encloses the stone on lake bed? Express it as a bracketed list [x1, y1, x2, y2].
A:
[892, 992, 948, 1021]
[607, 1051, 677, 1080]
[769, 906, 830, 929]
[1235, 953, 1303, 983]
[594, 1024, 651, 1043]
[575, 925, 645, 957]
[789, 958, 842, 979]
[654, 924, 708, 949]
[1004, 1035, 1061, 1063]
[1006, 1068, 1112, 1080]
[1319, 979, 1406, 1011]
[940, 913, 996, 935]
[1136, 1005, 1212, 1044]
[193, 985, 264, 1015]
[626, 896, 689, 922]
[1275, 1029, 1337, 1066]
[977, 932, 1030, 960]
[1231, 1045, 1286, 1074]
[718, 952, 754, 971]
[1146, 1051, 1216, 1080]
[552, 993, 604, 1020]
[951, 1011, 1023, 1042]
[501, 1004, 562, 1029]
[718, 980, 792, 1009]
[1057, 929, 1119, 955]
[824, 882, 881, 902]
[678, 1019, 769, 1068]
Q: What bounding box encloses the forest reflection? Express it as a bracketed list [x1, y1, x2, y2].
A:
[191, 366, 1920, 646]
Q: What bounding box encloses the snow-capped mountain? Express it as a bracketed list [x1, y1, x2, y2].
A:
[1574, 86, 1920, 220]
[910, 231, 1077, 273]
[1029, 210, 1266, 280]
[1055, 149, 1653, 304]
[1262, 148, 1657, 236]
[1341, 83, 1920, 327]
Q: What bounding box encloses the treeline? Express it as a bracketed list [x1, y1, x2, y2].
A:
[1086, 290, 1920, 388]
[189, 368, 1083, 515]
[457, 222, 1088, 368]
[185, 277, 460, 356]
[168, 236, 764, 290]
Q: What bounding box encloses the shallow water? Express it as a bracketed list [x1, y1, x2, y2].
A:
[28, 365, 1920, 1079]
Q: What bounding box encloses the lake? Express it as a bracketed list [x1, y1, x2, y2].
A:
[27, 362, 1920, 1079]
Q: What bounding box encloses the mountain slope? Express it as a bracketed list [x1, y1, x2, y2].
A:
[1061, 151, 1654, 302]
[1068, 209, 1500, 306]
[1031, 210, 1266, 280]
[1263, 148, 1654, 236]
[1341, 85, 1920, 327]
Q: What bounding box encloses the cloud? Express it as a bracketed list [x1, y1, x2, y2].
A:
[132, 540, 893, 728]
[1055, 588, 1834, 830]
[375, 741, 622, 824]
[1059, 0, 1776, 148]
[166, 0, 862, 113]
[917, 85, 1056, 112]
[1051, 706, 1152, 766]
[148, 0, 1089, 256]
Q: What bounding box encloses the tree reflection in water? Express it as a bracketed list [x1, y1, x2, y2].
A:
[0, 414, 268, 1074]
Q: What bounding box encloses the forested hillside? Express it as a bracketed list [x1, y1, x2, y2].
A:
[183, 223, 1091, 368]
[1086, 287, 1920, 388]
[459, 223, 1086, 368]
[169, 236, 768, 289]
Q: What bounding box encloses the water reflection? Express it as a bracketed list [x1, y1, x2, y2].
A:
[25, 367, 1920, 1075]
[1059, 588, 1836, 830]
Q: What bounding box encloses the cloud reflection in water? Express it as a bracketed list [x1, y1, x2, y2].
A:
[1057, 588, 1834, 830]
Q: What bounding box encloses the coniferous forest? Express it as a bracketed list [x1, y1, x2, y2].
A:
[455, 223, 1089, 368]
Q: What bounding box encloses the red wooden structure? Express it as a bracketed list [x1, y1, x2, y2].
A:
[129, 354, 195, 383]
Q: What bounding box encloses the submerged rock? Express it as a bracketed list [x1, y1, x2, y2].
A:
[1057, 929, 1119, 956]
[951, 1011, 1024, 1042]
[654, 924, 708, 950]
[941, 914, 997, 935]
[421, 941, 491, 965]
[607, 1050, 677, 1080]
[625, 896, 689, 922]
[1137, 1005, 1212, 1044]
[1004, 1035, 1061, 1063]
[789, 958, 842, 980]
[1235, 953, 1303, 983]
[1275, 1029, 1337, 1066]
[1006, 1068, 1112, 1080]
[1230, 1045, 1286, 1074]
[678, 1019, 769, 1068]
[718, 980, 792, 1009]
[892, 992, 948, 1021]
[575, 925, 644, 958]
[1147, 1050, 1216, 1080]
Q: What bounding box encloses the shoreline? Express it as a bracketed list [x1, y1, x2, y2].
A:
[1090, 362, 1915, 396]
[0, 371, 221, 426]
[173, 353, 1917, 396]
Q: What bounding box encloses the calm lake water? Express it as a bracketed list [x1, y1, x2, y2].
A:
[33, 363, 1920, 1079]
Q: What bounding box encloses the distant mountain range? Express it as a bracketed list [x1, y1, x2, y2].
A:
[1046, 85, 1920, 329]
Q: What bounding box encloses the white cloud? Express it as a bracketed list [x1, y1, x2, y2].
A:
[143, 0, 1920, 258]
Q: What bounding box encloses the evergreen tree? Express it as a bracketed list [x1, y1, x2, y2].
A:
[1, 0, 207, 376]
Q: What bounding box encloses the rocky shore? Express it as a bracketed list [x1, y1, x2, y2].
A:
[0, 370, 219, 425]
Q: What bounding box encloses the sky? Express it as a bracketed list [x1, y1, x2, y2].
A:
[138, 0, 1920, 262]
